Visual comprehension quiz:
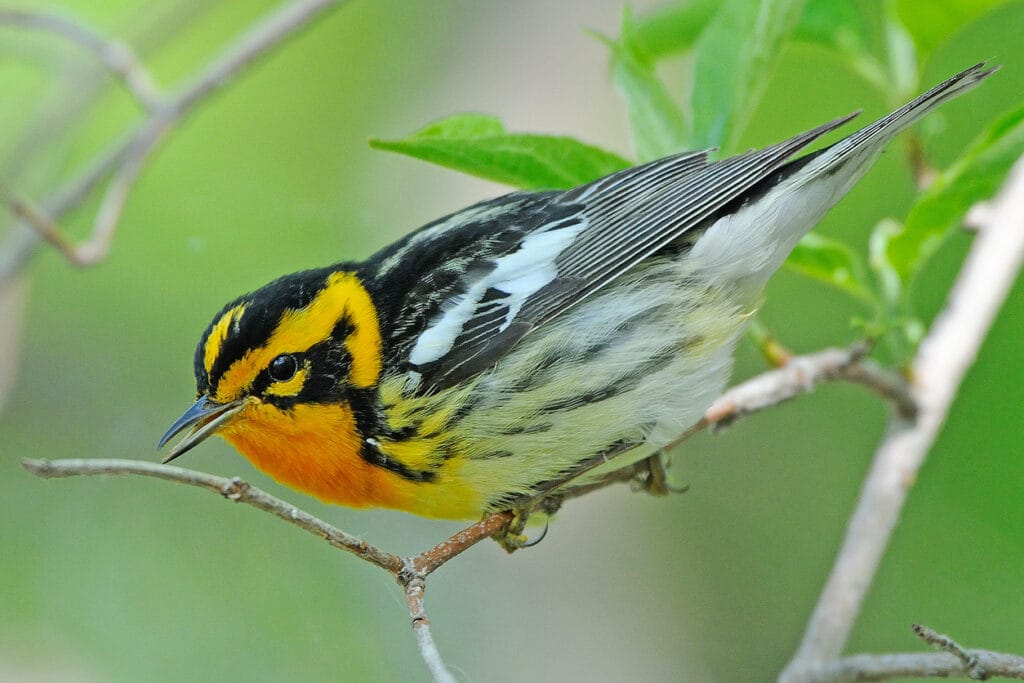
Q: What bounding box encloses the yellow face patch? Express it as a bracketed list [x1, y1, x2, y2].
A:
[213, 272, 382, 403]
[265, 363, 310, 398]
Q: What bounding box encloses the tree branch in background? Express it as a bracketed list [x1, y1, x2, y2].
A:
[780, 158, 1024, 683]
[0, 8, 161, 109]
[0, 0, 348, 279]
[912, 624, 988, 679]
[802, 623, 1024, 681]
[704, 343, 917, 430]
[804, 650, 1024, 682]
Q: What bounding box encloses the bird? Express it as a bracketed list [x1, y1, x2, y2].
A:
[159, 63, 994, 542]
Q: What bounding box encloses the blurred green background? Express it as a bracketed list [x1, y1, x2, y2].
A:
[2, 1, 1023, 681]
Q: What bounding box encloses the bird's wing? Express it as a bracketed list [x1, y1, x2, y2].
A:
[384, 112, 858, 392]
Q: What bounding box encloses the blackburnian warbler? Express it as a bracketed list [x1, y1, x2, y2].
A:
[159, 64, 993, 537]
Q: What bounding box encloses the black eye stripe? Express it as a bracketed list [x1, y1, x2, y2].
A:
[196, 266, 340, 395]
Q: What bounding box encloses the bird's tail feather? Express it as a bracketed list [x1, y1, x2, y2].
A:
[818, 62, 997, 169]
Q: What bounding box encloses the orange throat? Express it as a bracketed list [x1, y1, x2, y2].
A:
[218, 399, 410, 512]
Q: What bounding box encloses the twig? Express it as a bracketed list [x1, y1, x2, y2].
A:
[796, 650, 1024, 682]
[912, 624, 987, 680]
[413, 511, 514, 575]
[0, 0, 347, 280]
[2, 142, 153, 266]
[684, 343, 916, 443]
[780, 158, 1024, 682]
[403, 574, 457, 683]
[20, 456, 506, 682]
[0, 8, 161, 109]
[903, 131, 938, 190]
[2, 190, 81, 262]
[69, 131, 163, 266]
[21, 457, 404, 573]
[1, 0, 213, 185]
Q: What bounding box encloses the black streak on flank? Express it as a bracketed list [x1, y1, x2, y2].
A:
[349, 386, 437, 483]
[498, 422, 554, 436]
[360, 440, 437, 483]
[537, 351, 676, 414]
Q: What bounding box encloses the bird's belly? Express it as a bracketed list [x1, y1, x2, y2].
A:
[437, 257, 752, 512]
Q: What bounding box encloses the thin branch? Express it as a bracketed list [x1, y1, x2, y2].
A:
[21, 458, 404, 574]
[902, 131, 938, 190]
[1, 1, 213, 185]
[0, 8, 161, 109]
[66, 129, 164, 266]
[1, 189, 81, 263]
[21, 455, 507, 682]
[2, 137, 154, 266]
[403, 575, 457, 683]
[912, 624, 987, 679]
[413, 511, 513, 576]
[780, 158, 1024, 682]
[0, 0, 347, 281]
[798, 650, 1024, 682]
[678, 343, 917, 446]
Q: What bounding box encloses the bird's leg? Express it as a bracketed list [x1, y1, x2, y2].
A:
[492, 496, 562, 553]
[635, 450, 688, 496]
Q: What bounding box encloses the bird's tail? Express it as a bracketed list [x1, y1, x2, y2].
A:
[808, 62, 997, 173]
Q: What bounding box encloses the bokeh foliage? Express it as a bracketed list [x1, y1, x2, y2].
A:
[2, 1, 1023, 681]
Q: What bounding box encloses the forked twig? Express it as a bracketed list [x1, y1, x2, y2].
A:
[21, 456, 508, 682]
[0, 0, 348, 279]
[0, 8, 161, 108]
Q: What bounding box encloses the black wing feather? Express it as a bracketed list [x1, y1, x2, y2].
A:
[403, 112, 858, 391]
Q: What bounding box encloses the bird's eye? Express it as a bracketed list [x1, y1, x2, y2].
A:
[268, 354, 298, 382]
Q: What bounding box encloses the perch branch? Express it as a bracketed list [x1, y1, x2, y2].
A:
[21, 456, 507, 683]
[403, 575, 457, 683]
[780, 158, 1024, 682]
[21, 457, 405, 573]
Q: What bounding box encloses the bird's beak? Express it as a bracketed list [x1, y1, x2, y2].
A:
[158, 395, 245, 463]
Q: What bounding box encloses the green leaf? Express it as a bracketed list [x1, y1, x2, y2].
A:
[623, 0, 719, 59]
[893, 0, 1010, 62]
[784, 232, 874, 302]
[370, 114, 631, 190]
[600, 11, 689, 162]
[794, 0, 872, 53]
[869, 218, 904, 306]
[690, 0, 807, 150]
[792, 0, 899, 99]
[884, 104, 1024, 285]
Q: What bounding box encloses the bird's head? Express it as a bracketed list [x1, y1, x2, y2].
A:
[159, 268, 384, 499]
